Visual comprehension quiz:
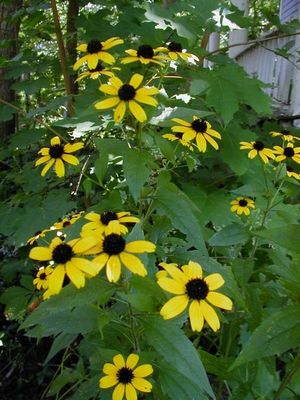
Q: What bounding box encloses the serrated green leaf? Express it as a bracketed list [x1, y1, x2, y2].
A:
[253, 224, 300, 253]
[208, 223, 250, 246]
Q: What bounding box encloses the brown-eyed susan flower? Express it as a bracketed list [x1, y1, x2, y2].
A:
[286, 165, 300, 180]
[75, 62, 119, 82]
[86, 232, 155, 283]
[29, 236, 99, 296]
[33, 266, 53, 290]
[95, 74, 159, 123]
[270, 129, 300, 143]
[240, 140, 275, 163]
[53, 211, 83, 230]
[230, 196, 255, 216]
[73, 37, 124, 70]
[99, 353, 153, 400]
[121, 44, 167, 66]
[162, 132, 194, 150]
[157, 261, 232, 332]
[27, 229, 50, 245]
[35, 136, 84, 178]
[160, 41, 199, 62]
[82, 211, 140, 236]
[273, 143, 300, 164]
[171, 116, 221, 152]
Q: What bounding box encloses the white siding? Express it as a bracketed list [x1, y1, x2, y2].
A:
[280, 0, 299, 23]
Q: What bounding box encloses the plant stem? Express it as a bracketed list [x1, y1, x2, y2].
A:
[274, 348, 300, 400]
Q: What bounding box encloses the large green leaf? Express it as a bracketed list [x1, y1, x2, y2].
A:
[153, 180, 207, 255]
[208, 223, 250, 246]
[141, 316, 215, 399]
[231, 304, 300, 368]
[253, 224, 300, 253]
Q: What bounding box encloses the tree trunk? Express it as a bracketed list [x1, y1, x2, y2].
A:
[66, 0, 79, 95]
[0, 0, 22, 140]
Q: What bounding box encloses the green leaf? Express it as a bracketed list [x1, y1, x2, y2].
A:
[231, 304, 300, 368]
[153, 180, 207, 255]
[123, 148, 152, 202]
[0, 105, 15, 121]
[94, 153, 108, 185]
[253, 224, 300, 253]
[44, 332, 77, 364]
[208, 223, 250, 246]
[141, 316, 215, 399]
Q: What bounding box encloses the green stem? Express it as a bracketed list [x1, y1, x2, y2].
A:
[274, 348, 300, 400]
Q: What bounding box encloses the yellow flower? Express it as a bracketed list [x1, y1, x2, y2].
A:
[273, 143, 300, 164]
[121, 44, 167, 66]
[170, 116, 221, 152]
[33, 266, 53, 290]
[162, 132, 194, 150]
[53, 211, 84, 230]
[286, 165, 300, 180]
[99, 353, 153, 400]
[27, 229, 50, 245]
[270, 129, 300, 143]
[75, 62, 119, 82]
[29, 236, 99, 297]
[86, 232, 155, 283]
[35, 136, 84, 178]
[157, 261, 232, 332]
[230, 196, 255, 216]
[82, 211, 139, 236]
[240, 140, 275, 163]
[160, 41, 199, 62]
[73, 37, 124, 70]
[95, 73, 159, 123]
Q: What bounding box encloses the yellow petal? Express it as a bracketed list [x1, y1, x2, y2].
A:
[125, 49, 137, 56]
[121, 56, 139, 64]
[99, 375, 118, 389]
[204, 273, 224, 290]
[114, 101, 126, 123]
[102, 38, 123, 49]
[126, 354, 139, 369]
[133, 364, 153, 378]
[110, 76, 123, 89]
[50, 136, 61, 146]
[189, 300, 204, 332]
[134, 92, 157, 106]
[125, 240, 155, 253]
[73, 55, 89, 70]
[106, 255, 121, 282]
[95, 97, 120, 110]
[48, 264, 65, 294]
[128, 100, 147, 122]
[181, 261, 202, 279]
[136, 87, 159, 96]
[41, 159, 55, 176]
[113, 354, 125, 368]
[64, 142, 84, 153]
[132, 377, 152, 392]
[171, 118, 191, 126]
[206, 292, 233, 310]
[35, 155, 51, 166]
[98, 51, 115, 65]
[157, 277, 185, 295]
[113, 383, 125, 400]
[119, 252, 147, 276]
[103, 362, 118, 376]
[84, 212, 100, 222]
[71, 257, 98, 276]
[125, 383, 137, 400]
[196, 134, 207, 152]
[159, 263, 187, 283]
[160, 295, 189, 319]
[29, 247, 52, 261]
[129, 73, 144, 89]
[66, 261, 85, 288]
[199, 300, 220, 332]
[93, 253, 109, 272]
[61, 154, 80, 165]
[204, 133, 219, 150]
[248, 149, 257, 159]
[87, 53, 99, 69]
[99, 84, 118, 95]
[72, 237, 98, 254]
[54, 158, 65, 177]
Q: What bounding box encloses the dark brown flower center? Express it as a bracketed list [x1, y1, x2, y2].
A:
[103, 234, 125, 255]
[137, 44, 154, 58]
[49, 144, 64, 158]
[100, 211, 118, 225]
[238, 199, 248, 207]
[89, 61, 104, 72]
[284, 147, 295, 157]
[117, 367, 134, 384]
[39, 272, 47, 280]
[168, 41, 183, 52]
[185, 278, 209, 300]
[175, 132, 183, 139]
[253, 141, 264, 151]
[191, 119, 207, 133]
[286, 166, 294, 172]
[63, 221, 71, 227]
[52, 243, 74, 264]
[34, 230, 42, 236]
[282, 129, 290, 135]
[118, 84, 136, 101]
[87, 40, 103, 54]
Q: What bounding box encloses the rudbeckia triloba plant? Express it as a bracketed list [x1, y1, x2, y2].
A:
[121, 44, 167, 66]
[82, 211, 140, 235]
[161, 41, 199, 61]
[240, 140, 275, 163]
[230, 196, 255, 216]
[157, 261, 233, 332]
[95, 73, 159, 122]
[99, 354, 153, 400]
[35, 136, 84, 177]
